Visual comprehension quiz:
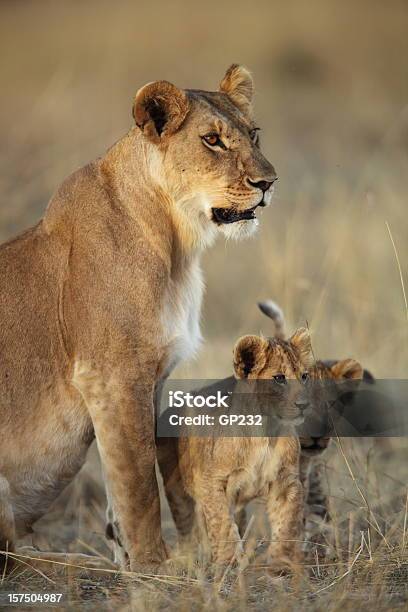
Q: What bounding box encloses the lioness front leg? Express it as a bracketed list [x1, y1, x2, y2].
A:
[0, 475, 16, 572]
[266, 469, 304, 571]
[73, 363, 167, 572]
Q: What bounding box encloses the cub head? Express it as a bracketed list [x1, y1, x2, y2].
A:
[300, 358, 366, 455]
[257, 299, 372, 454]
[233, 328, 313, 423]
[133, 65, 277, 245]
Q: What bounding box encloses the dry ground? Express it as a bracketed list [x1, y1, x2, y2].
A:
[0, 0, 407, 609]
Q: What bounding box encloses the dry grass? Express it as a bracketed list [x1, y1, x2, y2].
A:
[0, 0, 407, 609]
[2, 440, 407, 610]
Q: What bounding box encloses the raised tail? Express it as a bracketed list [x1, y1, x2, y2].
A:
[258, 300, 286, 339]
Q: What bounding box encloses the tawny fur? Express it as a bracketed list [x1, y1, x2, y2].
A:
[299, 358, 365, 555]
[258, 300, 366, 553]
[162, 304, 367, 568]
[175, 329, 314, 569]
[0, 65, 276, 573]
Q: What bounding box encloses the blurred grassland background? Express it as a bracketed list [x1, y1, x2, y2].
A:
[1, 0, 407, 378]
[0, 1, 407, 609]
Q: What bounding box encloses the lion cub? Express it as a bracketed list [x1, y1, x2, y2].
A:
[177, 327, 313, 567]
[258, 301, 368, 552]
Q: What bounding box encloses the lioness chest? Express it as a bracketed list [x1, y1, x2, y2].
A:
[159, 256, 203, 375]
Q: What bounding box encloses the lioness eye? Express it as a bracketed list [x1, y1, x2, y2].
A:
[273, 374, 286, 385]
[202, 133, 225, 149]
[301, 372, 310, 383]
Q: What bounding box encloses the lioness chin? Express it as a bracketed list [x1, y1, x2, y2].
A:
[0, 65, 276, 573]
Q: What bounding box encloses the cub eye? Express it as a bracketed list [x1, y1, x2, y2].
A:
[301, 372, 310, 383]
[273, 374, 286, 385]
[202, 133, 225, 149]
[249, 128, 260, 144]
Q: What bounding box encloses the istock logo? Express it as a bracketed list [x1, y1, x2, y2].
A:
[168, 390, 230, 409]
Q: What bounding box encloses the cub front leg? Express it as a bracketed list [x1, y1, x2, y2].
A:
[235, 507, 247, 538]
[73, 362, 167, 572]
[266, 467, 304, 571]
[198, 483, 242, 565]
[300, 456, 332, 558]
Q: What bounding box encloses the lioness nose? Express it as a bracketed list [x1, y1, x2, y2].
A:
[247, 177, 277, 192]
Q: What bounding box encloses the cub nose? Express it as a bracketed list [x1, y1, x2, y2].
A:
[247, 177, 277, 192]
[295, 400, 310, 413]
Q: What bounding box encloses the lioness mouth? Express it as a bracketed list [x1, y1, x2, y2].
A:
[211, 204, 260, 225]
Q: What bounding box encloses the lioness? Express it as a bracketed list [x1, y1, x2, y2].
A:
[0, 65, 276, 572]
[174, 327, 313, 569]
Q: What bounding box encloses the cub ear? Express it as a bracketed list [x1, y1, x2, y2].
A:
[219, 64, 254, 115]
[363, 368, 375, 384]
[289, 327, 314, 367]
[330, 359, 364, 380]
[133, 80, 189, 143]
[233, 335, 269, 379]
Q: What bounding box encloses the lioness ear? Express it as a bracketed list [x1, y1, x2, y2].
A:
[133, 80, 189, 143]
[233, 335, 269, 379]
[289, 327, 314, 367]
[330, 359, 364, 380]
[219, 64, 254, 115]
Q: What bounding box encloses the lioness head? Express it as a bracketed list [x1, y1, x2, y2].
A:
[233, 328, 313, 423]
[133, 65, 277, 244]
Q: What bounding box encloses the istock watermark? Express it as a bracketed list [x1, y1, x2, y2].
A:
[157, 378, 408, 438]
[168, 390, 230, 409]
